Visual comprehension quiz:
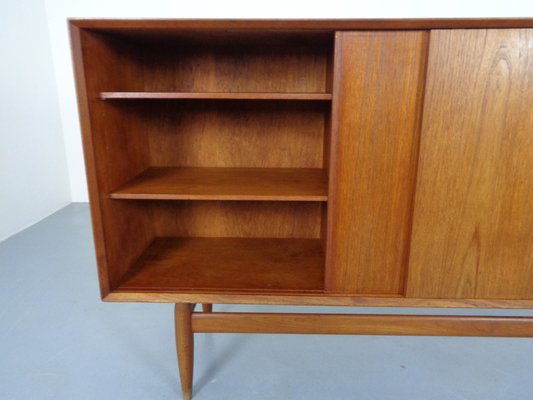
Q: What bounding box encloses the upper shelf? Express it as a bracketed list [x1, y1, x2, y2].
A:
[100, 92, 332, 101]
[110, 167, 328, 201]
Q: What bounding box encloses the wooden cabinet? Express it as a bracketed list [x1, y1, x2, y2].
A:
[70, 19, 533, 399]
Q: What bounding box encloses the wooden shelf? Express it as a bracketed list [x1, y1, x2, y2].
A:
[117, 237, 325, 293]
[110, 167, 328, 201]
[100, 92, 332, 101]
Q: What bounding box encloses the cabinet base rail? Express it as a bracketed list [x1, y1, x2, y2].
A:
[175, 303, 533, 399]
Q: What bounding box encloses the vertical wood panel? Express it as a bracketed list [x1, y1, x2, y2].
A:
[153, 201, 321, 239]
[145, 102, 325, 168]
[326, 31, 428, 294]
[75, 30, 155, 292]
[140, 38, 330, 93]
[407, 29, 533, 299]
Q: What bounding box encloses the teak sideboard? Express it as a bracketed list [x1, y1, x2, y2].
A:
[69, 18, 533, 399]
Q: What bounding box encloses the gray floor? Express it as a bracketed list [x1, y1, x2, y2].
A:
[1, 204, 532, 400]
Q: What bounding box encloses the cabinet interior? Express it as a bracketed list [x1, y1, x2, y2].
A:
[79, 28, 334, 294]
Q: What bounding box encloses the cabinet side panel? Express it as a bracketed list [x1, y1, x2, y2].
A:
[325, 31, 428, 295]
[70, 25, 111, 296]
[407, 29, 533, 299]
[74, 29, 155, 292]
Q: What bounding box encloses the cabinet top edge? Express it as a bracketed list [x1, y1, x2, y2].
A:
[68, 18, 533, 31]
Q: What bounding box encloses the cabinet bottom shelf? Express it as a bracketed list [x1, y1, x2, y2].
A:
[117, 237, 325, 293]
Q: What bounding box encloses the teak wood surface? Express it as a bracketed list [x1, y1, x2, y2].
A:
[110, 167, 328, 201]
[100, 92, 333, 100]
[407, 29, 533, 300]
[70, 18, 533, 30]
[70, 18, 533, 399]
[119, 237, 324, 293]
[71, 18, 533, 306]
[192, 312, 533, 337]
[325, 31, 428, 295]
[174, 304, 193, 400]
[70, 18, 533, 307]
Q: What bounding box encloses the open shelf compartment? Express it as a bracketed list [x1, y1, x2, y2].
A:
[87, 29, 333, 94]
[74, 27, 333, 299]
[116, 237, 325, 293]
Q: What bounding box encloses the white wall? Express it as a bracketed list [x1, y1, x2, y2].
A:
[44, 0, 533, 202]
[0, 0, 70, 241]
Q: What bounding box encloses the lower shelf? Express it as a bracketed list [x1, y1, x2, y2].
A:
[117, 237, 325, 293]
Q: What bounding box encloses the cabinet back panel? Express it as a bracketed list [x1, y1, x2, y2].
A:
[326, 31, 428, 295]
[152, 201, 321, 239]
[407, 29, 533, 300]
[140, 41, 330, 93]
[142, 102, 325, 168]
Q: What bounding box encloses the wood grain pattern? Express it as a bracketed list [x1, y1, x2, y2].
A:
[100, 92, 332, 100]
[175, 304, 193, 400]
[139, 40, 329, 93]
[201, 304, 213, 312]
[70, 21, 533, 400]
[118, 237, 324, 292]
[407, 29, 533, 300]
[72, 29, 155, 293]
[153, 201, 321, 239]
[192, 312, 533, 337]
[325, 31, 428, 295]
[144, 101, 326, 169]
[70, 18, 533, 31]
[320, 38, 337, 255]
[72, 27, 329, 297]
[72, 21, 533, 312]
[110, 167, 327, 201]
[70, 25, 112, 296]
[106, 291, 533, 309]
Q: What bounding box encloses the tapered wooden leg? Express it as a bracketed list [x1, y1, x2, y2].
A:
[201, 303, 213, 313]
[175, 303, 194, 400]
